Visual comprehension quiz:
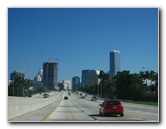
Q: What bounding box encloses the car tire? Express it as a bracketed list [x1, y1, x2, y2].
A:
[99, 111, 102, 115]
[101, 112, 106, 116]
[120, 113, 124, 117]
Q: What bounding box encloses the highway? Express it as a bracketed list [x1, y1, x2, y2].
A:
[9, 91, 159, 122]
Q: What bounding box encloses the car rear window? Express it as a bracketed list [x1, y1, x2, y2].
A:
[107, 101, 121, 105]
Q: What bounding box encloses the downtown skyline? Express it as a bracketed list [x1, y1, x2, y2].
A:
[8, 8, 158, 82]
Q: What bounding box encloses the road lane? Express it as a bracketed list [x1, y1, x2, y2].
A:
[45, 91, 159, 122]
[45, 92, 95, 121]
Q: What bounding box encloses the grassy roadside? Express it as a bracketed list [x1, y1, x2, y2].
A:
[133, 101, 158, 105]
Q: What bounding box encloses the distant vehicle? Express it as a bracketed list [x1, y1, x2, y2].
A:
[99, 100, 124, 117]
[28, 94, 32, 97]
[64, 96, 68, 100]
[43, 93, 49, 98]
[68, 92, 71, 95]
[91, 96, 97, 101]
[81, 95, 85, 99]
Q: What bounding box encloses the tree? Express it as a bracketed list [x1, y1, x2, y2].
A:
[8, 83, 13, 96]
[114, 70, 146, 101]
[24, 79, 33, 96]
[98, 71, 116, 98]
[8, 77, 33, 97]
[98, 71, 110, 97]
[106, 82, 116, 98]
[139, 71, 145, 80]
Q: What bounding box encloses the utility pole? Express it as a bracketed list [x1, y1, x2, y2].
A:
[13, 76, 14, 96]
[23, 66, 27, 98]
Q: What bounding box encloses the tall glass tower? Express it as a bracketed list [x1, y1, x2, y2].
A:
[81, 69, 90, 87]
[110, 50, 120, 79]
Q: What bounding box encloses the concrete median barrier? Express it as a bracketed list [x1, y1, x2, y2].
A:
[8, 92, 63, 120]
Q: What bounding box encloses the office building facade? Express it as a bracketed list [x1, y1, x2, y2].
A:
[82, 70, 90, 87]
[82, 69, 100, 87]
[10, 71, 25, 80]
[43, 62, 58, 90]
[109, 50, 120, 79]
[72, 76, 80, 91]
[87, 70, 100, 86]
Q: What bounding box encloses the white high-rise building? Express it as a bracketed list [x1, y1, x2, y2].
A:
[63, 80, 71, 90]
[34, 75, 42, 81]
[39, 69, 43, 81]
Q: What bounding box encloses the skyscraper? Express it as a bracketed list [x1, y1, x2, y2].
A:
[82, 69, 90, 87]
[43, 62, 58, 90]
[10, 71, 25, 80]
[110, 50, 120, 79]
[82, 69, 100, 87]
[87, 70, 100, 86]
[72, 76, 80, 91]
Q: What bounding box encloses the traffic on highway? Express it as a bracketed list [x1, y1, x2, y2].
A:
[9, 91, 159, 122]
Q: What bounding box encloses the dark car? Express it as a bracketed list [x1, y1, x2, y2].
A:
[64, 96, 68, 100]
[28, 94, 32, 97]
[91, 96, 97, 101]
[99, 100, 124, 117]
[43, 93, 49, 98]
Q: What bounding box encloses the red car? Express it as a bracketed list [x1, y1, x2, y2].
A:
[99, 100, 124, 117]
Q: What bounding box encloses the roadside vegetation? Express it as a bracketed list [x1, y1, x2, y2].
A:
[8, 77, 47, 97]
[132, 101, 158, 105]
[79, 70, 158, 103]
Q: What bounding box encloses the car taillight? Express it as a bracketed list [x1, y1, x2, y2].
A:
[113, 104, 122, 109]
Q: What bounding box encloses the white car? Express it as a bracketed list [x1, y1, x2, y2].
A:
[91, 96, 97, 101]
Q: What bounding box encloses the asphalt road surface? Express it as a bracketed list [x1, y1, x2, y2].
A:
[9, 91, 159, 122]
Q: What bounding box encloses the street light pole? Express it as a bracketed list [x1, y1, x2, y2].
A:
[97, 84, 99, 96]
[23, 66, 27, 97]
[13, 76, 14, 96]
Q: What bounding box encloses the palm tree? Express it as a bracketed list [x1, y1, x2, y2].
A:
[139, 71, 145, 79]
[98, 71, 110, 97]
[98, 71, 104, 96]
[14, 77, 20, 96]
[149, 70, 156, 85]
[24, 79, 32, 96]
[19, 77, 25, 97]
[13, 77, 25, 96]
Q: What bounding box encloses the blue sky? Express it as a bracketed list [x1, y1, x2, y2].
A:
[8, 8, 158, 82]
